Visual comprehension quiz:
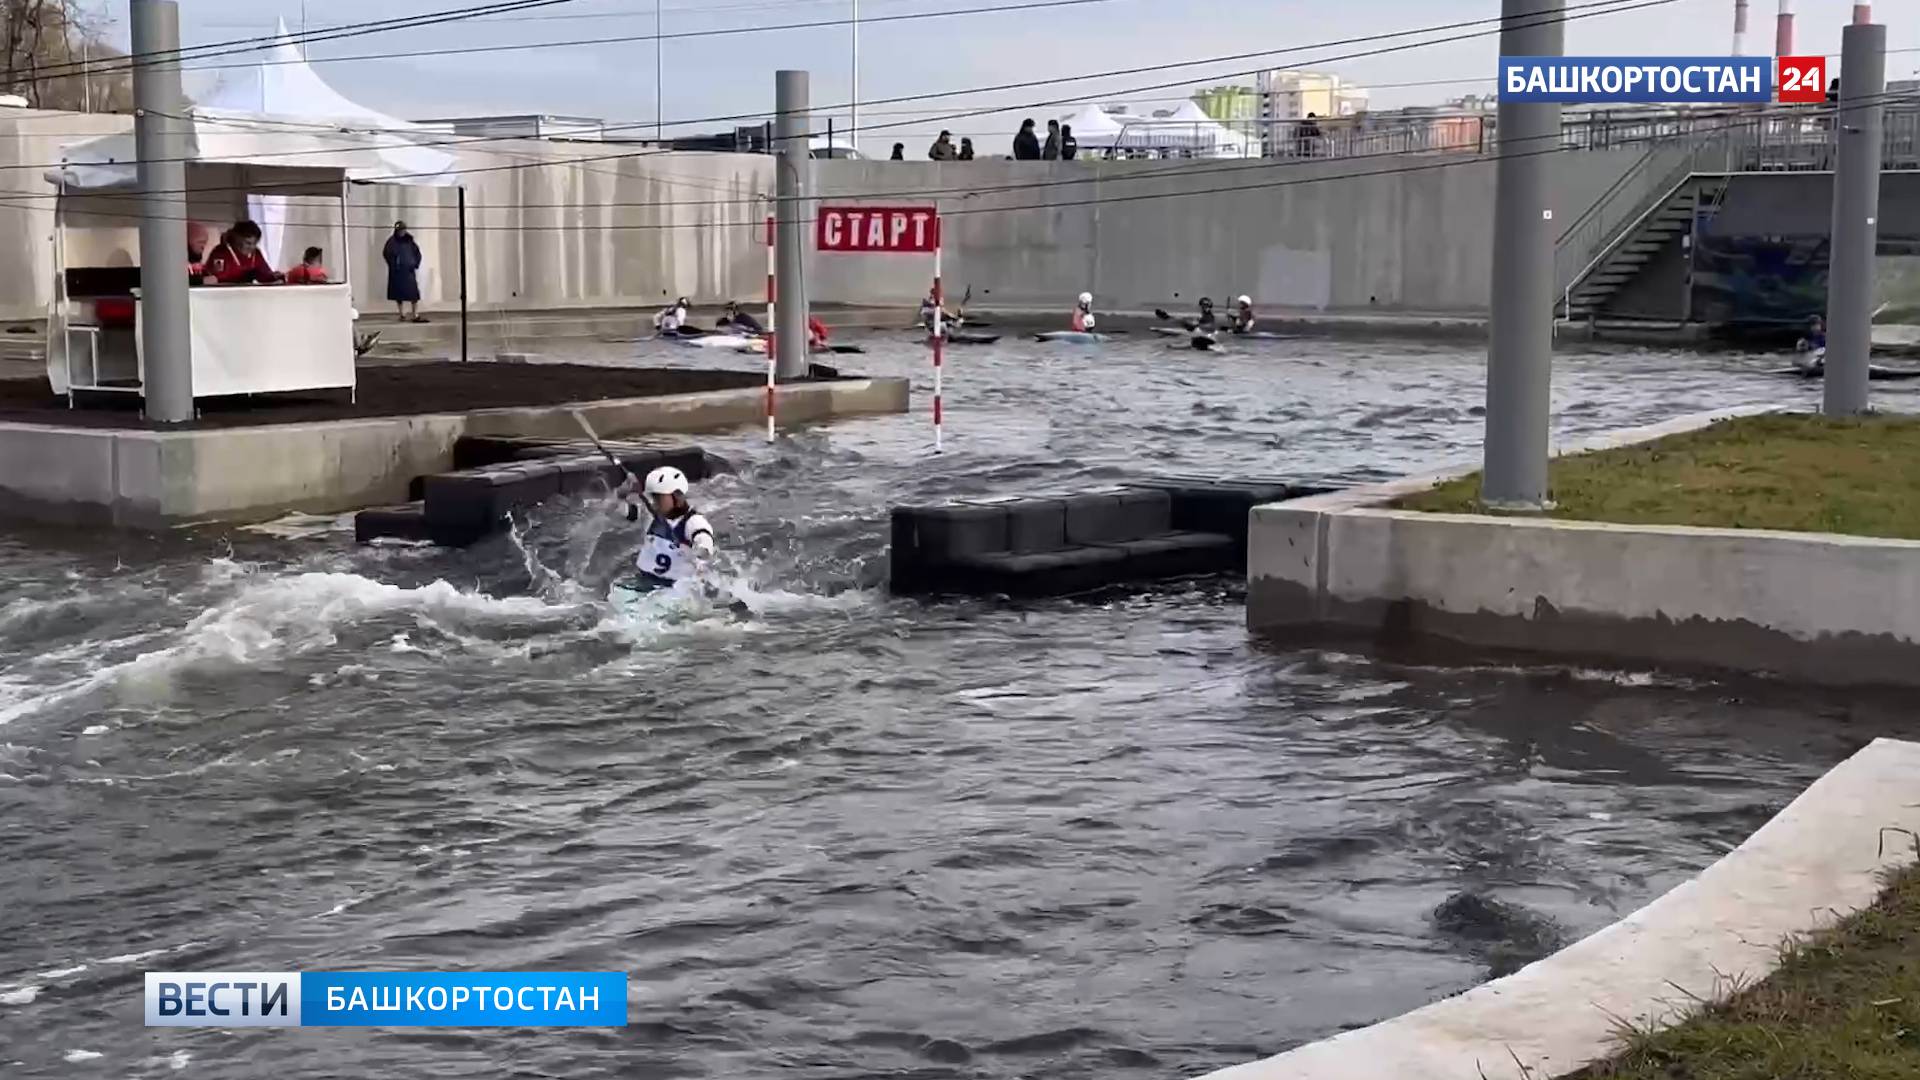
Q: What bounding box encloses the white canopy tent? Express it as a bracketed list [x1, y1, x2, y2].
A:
[1116, 101, 1251, 159]
[43, 25, 468, 402]
[1056, 104, 1125, 155]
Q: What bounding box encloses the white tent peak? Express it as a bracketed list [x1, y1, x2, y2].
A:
[198, 18, 426, 135]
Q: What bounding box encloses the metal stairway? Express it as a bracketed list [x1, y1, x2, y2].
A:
[1562, 177, 1726, 320]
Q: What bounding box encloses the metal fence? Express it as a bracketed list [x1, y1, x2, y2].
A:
[1088, 105, 1920, 169]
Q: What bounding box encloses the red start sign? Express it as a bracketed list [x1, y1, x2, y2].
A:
[816, 206, 940, 253]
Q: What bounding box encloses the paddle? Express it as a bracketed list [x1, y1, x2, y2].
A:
[570, 410, 637, 487]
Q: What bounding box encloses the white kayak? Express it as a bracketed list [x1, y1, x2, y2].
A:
[679, 333, 765, 352]
[1034, 331, 1108, 344]
[1155, 326, 1292, 342]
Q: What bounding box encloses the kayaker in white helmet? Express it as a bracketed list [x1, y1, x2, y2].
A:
[615, 465, 715, 589]
[1072, 291, 1097, 332]
[1229, 295, 1257, 334]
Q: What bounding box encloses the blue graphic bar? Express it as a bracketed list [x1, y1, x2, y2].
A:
[144, 971, 628, 1027]
[1500, 56, 1773, 103]
[302, 972, 628, 1027]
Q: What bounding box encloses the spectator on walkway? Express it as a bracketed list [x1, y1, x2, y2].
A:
[1042, 118, 1062, 160]
[958, 137, 975, 161]
[1060, 124, 1078, 161]
[1295, 113, 1323, 158]
[929, 131, 958, 160]
[1013, 118, 1041, 160]
[890, 142, 905, 160]
[383, 220, 425, 322]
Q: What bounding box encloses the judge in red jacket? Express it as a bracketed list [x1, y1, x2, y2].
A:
[201, 220, 283, 285]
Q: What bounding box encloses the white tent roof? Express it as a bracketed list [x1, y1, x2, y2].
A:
[1058, 104, 1125, 146]
[47, 21, 456, 191]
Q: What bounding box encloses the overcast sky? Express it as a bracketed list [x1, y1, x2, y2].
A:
[86, 0, 1920, 152]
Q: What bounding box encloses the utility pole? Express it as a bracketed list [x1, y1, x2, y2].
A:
[1824, 21, 1886, 416]
[849, 0, 859, 156]
[774, 70, 812, 381]
[1481, 0, 1564, 508]
[655, 0, 664, 141]
[130, 0, 193, 423]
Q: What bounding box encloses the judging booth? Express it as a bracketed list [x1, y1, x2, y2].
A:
[42, 29, 458, 410]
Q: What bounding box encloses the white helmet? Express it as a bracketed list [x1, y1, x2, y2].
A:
[1237, 294, 1252, 306]
[643, 466, 689, 497]
[1077, 291, 1093, 306]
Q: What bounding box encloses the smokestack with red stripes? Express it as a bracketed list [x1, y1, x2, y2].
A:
[1852, 3, 1871, 24]
[1776, 0, 1795, 56]
[1732, 0, 1751, 55]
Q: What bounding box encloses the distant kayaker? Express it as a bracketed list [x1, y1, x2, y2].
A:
[654, 297, 691, 333]
[616, 466, 715, 590]
[1072, 292, 1097, 332]
[920, 290, 960, 333]
[1797, 315, 1827, 353]
[1229, 295, 1257, 333]
[719, 301, 764, 336]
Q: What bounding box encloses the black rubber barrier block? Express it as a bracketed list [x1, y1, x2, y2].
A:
[355, 504, 432, 544]
[453, 435, 569, 471]
[948, 546, 1130, 597]
[920, 504, 1011, 560]
[1062, 489, 1171, 545]
[1124, 479, 1300, 544]
[1092, 531, 1238, 580]
[422, 462, 563, 546]
[1006, 499, 1067, 553]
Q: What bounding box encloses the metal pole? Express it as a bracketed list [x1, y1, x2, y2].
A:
[932, 233, 944, 452]
[655, 0, 664, 141]
[1824, 21, 1886, 416]
[774, 69, 812, 382]
[765, 213, 776, 441]
[850, 0, 859, 156]
[458, 186, 470, 363]
[131, 0, 193, 424]
[1481, 0, 1564, 508]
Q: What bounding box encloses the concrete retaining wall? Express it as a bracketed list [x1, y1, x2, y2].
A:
[0, 378, 906, 527]
[1195, 737, 1920, 1080]
[1245, 408, 1920, 687]
[810, 150, 1646, 314]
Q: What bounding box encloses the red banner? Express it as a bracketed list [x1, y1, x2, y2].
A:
[815, 206, 941, 253]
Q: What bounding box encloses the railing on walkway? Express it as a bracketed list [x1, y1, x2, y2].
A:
[1106, 104, 1920, 169]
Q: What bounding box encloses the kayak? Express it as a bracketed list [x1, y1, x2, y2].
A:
[945, 331, 1001, 345]
[1154, 326, 1292, 342]
[681, 333, 763, 351]
[611, 577, 751, 619]
[817, 343, 865, 355]
[1035, 331, 1107, 344]
[1774, 362, 1920, 381]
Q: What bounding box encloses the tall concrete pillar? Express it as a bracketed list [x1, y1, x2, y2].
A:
[1481, 0, 1564, 509]
[131, 0, 193, 422]
[774, 69, 811, 381]
[1824, 22, 1886, 416]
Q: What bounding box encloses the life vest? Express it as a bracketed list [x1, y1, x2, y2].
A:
[635, 508, 713, 583]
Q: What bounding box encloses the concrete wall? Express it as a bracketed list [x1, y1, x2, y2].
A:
[1246, 409, 1920, 687]
[809, 150, 1647, 314]
[0, 378, 907, 527]
[0, 108, 775, 322]
[1197, 737, 1920, 1080]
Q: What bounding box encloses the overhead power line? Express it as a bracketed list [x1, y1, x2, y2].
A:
[2, 0, 1668, 183]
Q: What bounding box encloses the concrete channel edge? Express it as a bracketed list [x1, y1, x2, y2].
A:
[1191, 737, 1920, 1080]
[0, 378, 909, 527]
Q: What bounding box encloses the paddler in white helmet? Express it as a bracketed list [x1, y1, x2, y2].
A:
[615, 465, 716, 589]
[1071, 291, 1097, 332]
[1229, 295, 1257, 334]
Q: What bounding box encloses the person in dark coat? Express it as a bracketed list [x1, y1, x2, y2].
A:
[890, 142, 905, 160]
[1060, 125, 1078, 161]
[382, 220, 425, 323]
[1012, 118, 1041, 160]
[1041, 119, 1062, 160]
[928, 131, 958, 160]
[958, 137, 975, 161]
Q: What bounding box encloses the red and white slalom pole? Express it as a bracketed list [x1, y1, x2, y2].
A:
[764, 213, 776, 443]
[931, 233, 945, 453]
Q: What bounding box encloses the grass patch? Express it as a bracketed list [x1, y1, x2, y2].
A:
[1573, 860, 1920, 1080]
[1400, 414, 1920, 541]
